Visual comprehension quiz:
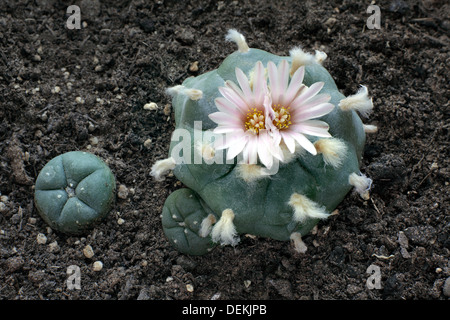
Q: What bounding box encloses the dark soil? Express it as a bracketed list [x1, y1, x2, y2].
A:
[0, 0, 449, 300]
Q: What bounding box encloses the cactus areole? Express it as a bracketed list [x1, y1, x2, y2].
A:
[153, 30, 375, 255]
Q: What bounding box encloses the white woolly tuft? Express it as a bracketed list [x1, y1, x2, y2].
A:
[195, 141, 216, 162]
[288, 193, 330, 223]
[236, 164, 270, 183]
[290, 232, 307, 253]
[199, 214, 216, 238]
[348, 172, 373, 200]
[150, 157, 176, 181]
[289, 47, 315, 75]
[211, 209, 239, 246]
[363, 124, 378, 133]
[166, 85, 203, 101]
[225, 29, 249, 53]
[314, 50, 327, 64]
[338, 85, 374, 117]
[314, 138, 348, 168]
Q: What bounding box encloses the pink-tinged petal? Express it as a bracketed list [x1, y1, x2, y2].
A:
[224, 134, 248, 159]
[241, 131, 251, 163]
[280, 131, 296, 153]
[290, 94, 331, 116]
[214, 97, 245, 117]
[220, 131, 248, 159]
[267, 61, 281, 105]
[244, 133, 258, 165]
[291, 120, 331, 138]
[235, 67, 254, 105]
[248, 145, 258, 166]
[213, 125, 244, 134]
[223, 81, 251, 111]
[258, 130, 276, 167]
[290, 132, 317, 155]
[260, 129, 284, 162]
[294, 93, 331, 112]
[272, 129, 282, 147]
[225, 80, 251, 109]
[208, 111, 241, 126]
[257, 139, 273, 168]
[213, 129, 246, 149]
[292, 102, 334, 122]
[263, 92, 276, 127]
[252, 61, 266, 106]
[289, 82, 325, 109]
[276, 60, 290, 103]
[282, 66, 305, 106]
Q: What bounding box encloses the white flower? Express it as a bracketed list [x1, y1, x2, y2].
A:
[209, 59, 335, 170]
[267, 60, 335, 155]
[208, 61, 283, 169]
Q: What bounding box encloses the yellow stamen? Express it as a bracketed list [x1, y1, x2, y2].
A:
[245, 108, 265, 135]
[273, 105, 291, 130]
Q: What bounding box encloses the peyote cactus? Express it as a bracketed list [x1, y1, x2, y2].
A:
[34, 151, 116, 235]
[152, 30, 375, 255]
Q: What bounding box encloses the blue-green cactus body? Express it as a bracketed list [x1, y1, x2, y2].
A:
[162, 48, 365, 255]
[34, 151, 116, 235]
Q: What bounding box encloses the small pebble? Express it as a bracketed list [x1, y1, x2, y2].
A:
[117, 185, 129, 199]
[189, 61, 199, 72]
[163, 104, 171, 116]
[89, 136, 99, 145]
[75, 96, 85, 104]
[88, 122, 95, 132]
[93, 261, 103, 271]
[117, 218, 125, 225]
[36, 233, 47, 244]
[400, 247, 411, 259]
[40, 111, 48, 121]
[48, 241, 60, 253]
[143, 138, 152, 148]
[0, 202, 6, 213]
[398, 231, 409, 248]
[186, 284, 194, 292]
[143, 102, 158, 111]
[83, 245, 94, 259]
[210, 292, 221, 300]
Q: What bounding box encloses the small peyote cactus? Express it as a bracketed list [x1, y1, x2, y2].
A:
[152, 30, 375, 255]
[34, 151, 116, 235]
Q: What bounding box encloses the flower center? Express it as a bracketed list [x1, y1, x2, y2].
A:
[272, 105, 291, 130]
[245, 108, 265, 135]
